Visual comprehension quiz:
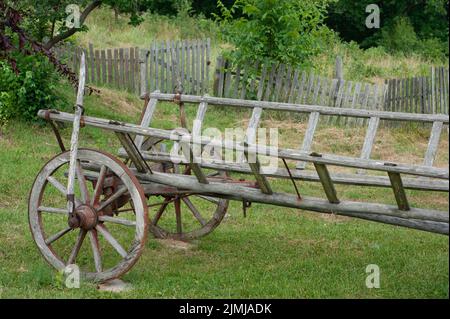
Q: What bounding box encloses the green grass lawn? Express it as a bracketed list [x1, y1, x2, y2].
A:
[0, 84, 448, 298]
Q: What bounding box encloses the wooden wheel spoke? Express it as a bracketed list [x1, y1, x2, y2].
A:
[45, 227, 72, 245]
[98, 215, 136, 227]
[91, 165, 107, 206]
[195, 195, 220, 205]
[174, 197, 182, 234]
[67, 229, 87, 265]
[76, 161, 90, 204]
[96, 187, 127, 212]
[88, 229, 102, 272]
[47, 176, 82, 207]
[96, 224, 128, 258]
[152, 200, 170, 225]
[182, 197, 206, 226]
[38, 206, 69, 215]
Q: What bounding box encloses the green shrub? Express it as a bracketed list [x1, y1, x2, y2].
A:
[215, 0, 334, 68]
[379, 17, 418, 55]
[416, 38, 448, 62]
[0, 53, 60, 123]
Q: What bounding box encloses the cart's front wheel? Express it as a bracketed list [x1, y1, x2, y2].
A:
[28, 149, 148, 283]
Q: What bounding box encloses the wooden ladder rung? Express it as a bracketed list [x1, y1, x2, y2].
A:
[387, 172, 410, 211]
[244, 142, 273, 194]
[357, 116, 380, 175]
[134, 95, 159, 149]
[297, 111, 320, 170]
[423, 121, 443, 167]
[116, 132, 152, 174]
[179, 141, 209, 184]
[311, 153, 339, 204]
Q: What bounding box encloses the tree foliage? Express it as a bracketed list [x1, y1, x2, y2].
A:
[326, 0, 449, 52]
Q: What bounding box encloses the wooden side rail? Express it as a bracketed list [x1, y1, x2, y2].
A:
[117, 149, 449, 192]
[37, 110, 449, 180]
[148, 92, 450, 124]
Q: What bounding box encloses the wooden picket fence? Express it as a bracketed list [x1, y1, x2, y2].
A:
[384, 66, 449, 115]
[53, 38, 211, 95]
[140, 38, 211, 96]
[213, 57, 387, 126]
[213, 57, 449, 127]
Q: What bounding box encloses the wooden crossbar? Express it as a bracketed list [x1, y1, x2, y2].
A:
[357, 116, 380, 175]
[244, 142, 273, 194]
[311, 153, 340, 204]
[179, 140, 208, 184]
[135, 95, 158, 149]
[297, 111, 320, 170]
[116, 132, 152, 174]
[388, 172, 410, 211]
[424, 121, 443, 167]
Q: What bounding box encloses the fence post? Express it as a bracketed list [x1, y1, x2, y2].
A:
[334, 56, 344, 107]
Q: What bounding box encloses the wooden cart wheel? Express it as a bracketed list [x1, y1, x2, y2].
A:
[141, 139, 229, 241]
[28, 149, 148, 282]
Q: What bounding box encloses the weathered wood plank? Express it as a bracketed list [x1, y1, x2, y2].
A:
[297, 111, 320, 170]
[388, 172, 410, 211]
[423, 121, 443, 166]
[357, 116, 380, 174]
[39, 110, 449, 179]
[244, 142, 273, 194]
[313, 161, 340, 204]
[116, 132, 152, 173]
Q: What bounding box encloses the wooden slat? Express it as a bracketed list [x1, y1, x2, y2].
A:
[193, 99, 208, 138]
[313, 159, 340, 204]
[243, 142, 272, 194]
[217, 56, 224, 97]
[113, 49, 119, 88]
[297, 111, 320, 170]
[357, 116, 380, 174]
[95, 50, 101, 84]
[206, 38, 211, 94]
[116, 132, 151, 173]
[288, 69, 300, 104]
[179, 140, 208, 184]
[139, 49, 148, 97]
[388, 172, 410, 211]
[257, 64, 268, 101]
[89, 43, 95, 83]
[224, 60, 233, 98]
[135, 96, 159, 149]
[423, 121, 443, 167]
[264, 64, 277, 101]
[154, 42, 159, 91]
[130, 47, 135, 93]
[107, 49, 113, 84]
[101, 50, 107, 84]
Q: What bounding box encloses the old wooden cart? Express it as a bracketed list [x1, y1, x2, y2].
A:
[29, 55, 449, 282]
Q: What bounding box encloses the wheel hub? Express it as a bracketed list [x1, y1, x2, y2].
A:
[68, 205, 98, 230]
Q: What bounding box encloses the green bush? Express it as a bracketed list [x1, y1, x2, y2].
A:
[379, 17, 418, 55]
[215, 0, 334, 68]
[0, 53, 60, 123]
[416, 38, 448, 62]
[378, 16, 448, 62]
